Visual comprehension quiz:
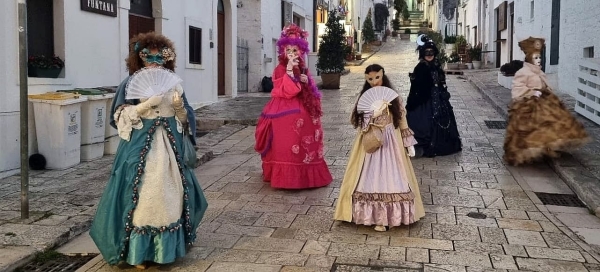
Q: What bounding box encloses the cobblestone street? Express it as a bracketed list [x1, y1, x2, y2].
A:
[35, 38, 600, 271]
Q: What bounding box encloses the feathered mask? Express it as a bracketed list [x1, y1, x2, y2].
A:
[276, 24, 310, 57]
[416, 34, 439, 59]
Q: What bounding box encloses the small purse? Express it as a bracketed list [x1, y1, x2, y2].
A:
[362, 122, 385, 153]
[182, 125, 198, 168]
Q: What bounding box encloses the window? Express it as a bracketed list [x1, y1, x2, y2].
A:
[530, 0, 534, 20]
[27, 0, 54, 57]
[584, 47, 595, 58]
[189, 26, 202, 65]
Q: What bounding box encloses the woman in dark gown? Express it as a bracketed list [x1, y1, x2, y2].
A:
[406, 35, 462, 157]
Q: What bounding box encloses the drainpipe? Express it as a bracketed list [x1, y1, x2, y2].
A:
[17, 0, 29, 219]
[313, 0, 317, 51]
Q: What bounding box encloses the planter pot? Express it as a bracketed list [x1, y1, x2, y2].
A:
[28, 66, 63, 78]
[400, 34, 410, 40]
[355, 53, 362, 60]
[345, 55, 354, 61]
[320, 73, 341, 89]
[472, 60, 482, 69]
[446, 63, 459, 70]
[497, 72, 513, 89]
[458, 64, 468, 70]
[371, 41, 382, 46]
[445, 43, 455, 53]
[392, 32, 398, 37]
[466, 63, 473, 69]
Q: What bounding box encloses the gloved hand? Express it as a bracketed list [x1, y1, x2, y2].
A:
[136, 95, 163, 115]
[407, 146, 415, 157]
[172, 92, 184, 110]
[173, 92, 188, 123]
[287, 55, 298, 71]
[533, 90, 542, 97]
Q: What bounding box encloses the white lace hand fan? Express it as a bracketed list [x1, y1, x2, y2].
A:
[357, 86, 399, 116]
[125, 66, 183, 100]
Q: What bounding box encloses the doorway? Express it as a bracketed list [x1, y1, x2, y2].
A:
[129, 0, 155, 39]
[217, 0, 226, 95]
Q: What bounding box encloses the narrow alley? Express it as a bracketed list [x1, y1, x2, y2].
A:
[9, 37, 600, 272]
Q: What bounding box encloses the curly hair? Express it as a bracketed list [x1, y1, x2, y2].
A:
[351, 64, 402, 129]
[126, 32, 176, 75]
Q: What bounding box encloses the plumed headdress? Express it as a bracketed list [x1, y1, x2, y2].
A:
[416, 34, 439, 59]
[518, 36, 545, 55]
[276, 24, 310, 57]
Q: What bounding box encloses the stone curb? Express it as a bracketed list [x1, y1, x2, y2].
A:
[466, 74, 600, 217]
[1, 124, 244, 271]
[1, 219, 92, 272]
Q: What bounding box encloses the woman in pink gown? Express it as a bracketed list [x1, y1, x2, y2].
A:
[254, 24, 332, 189]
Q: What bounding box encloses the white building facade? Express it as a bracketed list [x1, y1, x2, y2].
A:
[478, 0, 600, 97]
[237, 0, 316, 92]
[0, 0, 238, 178]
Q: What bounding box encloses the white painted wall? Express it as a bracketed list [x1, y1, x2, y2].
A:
[0, 0, 236, 178]
[558, 0, 600, 97]
[258, 0, 314, 80]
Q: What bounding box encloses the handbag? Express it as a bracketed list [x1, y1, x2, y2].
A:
[182, 125, 198, 168]
[362, 122, 385, 153]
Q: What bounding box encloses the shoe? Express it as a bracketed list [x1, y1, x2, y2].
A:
[414, 146, 424, 158]
[134, 263, 148, 270]
[374, 225, 387, 232]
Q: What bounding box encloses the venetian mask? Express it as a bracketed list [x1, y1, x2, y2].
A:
[285, 45, 302, 60]
[365, 70, 384, 87]
[532, 53, 542, 67]
[139, 47, 175, 66]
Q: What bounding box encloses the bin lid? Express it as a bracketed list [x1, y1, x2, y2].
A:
[28, 92, 81, 100]
[29, 94, 88, 106]
[58, 88, 107, 95]
[95, 86, 118, 93]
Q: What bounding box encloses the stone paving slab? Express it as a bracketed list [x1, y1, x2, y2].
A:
[9, 37, 600, 271]
[0, 123, 243, 271]
[465, 70, 600, 217]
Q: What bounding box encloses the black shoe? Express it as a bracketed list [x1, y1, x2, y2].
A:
[414, 146, 424, 158]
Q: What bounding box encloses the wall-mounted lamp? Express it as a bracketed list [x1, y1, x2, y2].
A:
[237, 1, 243, 8]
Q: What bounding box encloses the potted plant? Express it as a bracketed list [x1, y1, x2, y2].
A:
[344, 45, 354, 62]
[402, 7, 410, 25]
[400, 28, 411, 40]
[392, 18, 400, 37]
[28, 55, 65, 78]
[498, 60, 524, 88]
[362, 9, 376, 46]
[317, 10, 346, 89]
[469, 43, 483, 69]
[446, 52, 460, 70]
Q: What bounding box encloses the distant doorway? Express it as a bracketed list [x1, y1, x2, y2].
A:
[129, 0, 155, 39]
[217, 0, 226, 95]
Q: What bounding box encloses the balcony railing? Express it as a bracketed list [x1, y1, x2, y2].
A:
[576, 58, 600, 125]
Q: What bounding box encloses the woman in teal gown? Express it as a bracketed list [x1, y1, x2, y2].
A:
[90, 32, 207, 269]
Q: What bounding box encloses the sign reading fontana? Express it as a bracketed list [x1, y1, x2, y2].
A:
[81, 0, 118, 17]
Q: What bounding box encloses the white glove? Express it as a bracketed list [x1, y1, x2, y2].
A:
[136, 95, 163, 115]
[407, 146, 415, 157]
[533, 90, 542, 97]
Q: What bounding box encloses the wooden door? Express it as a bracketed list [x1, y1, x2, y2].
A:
[217, 12, 225, 95]
[129, 0, 154, 39]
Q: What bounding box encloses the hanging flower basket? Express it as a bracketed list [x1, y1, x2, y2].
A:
[28, 55, 65, 78]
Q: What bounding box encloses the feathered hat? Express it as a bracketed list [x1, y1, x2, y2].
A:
[416, 34, 439, 59]
[518, 36, 545, 55]
[276, 24, 310, 57]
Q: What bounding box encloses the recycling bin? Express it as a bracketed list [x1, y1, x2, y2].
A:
[28, 92, 88, 169]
